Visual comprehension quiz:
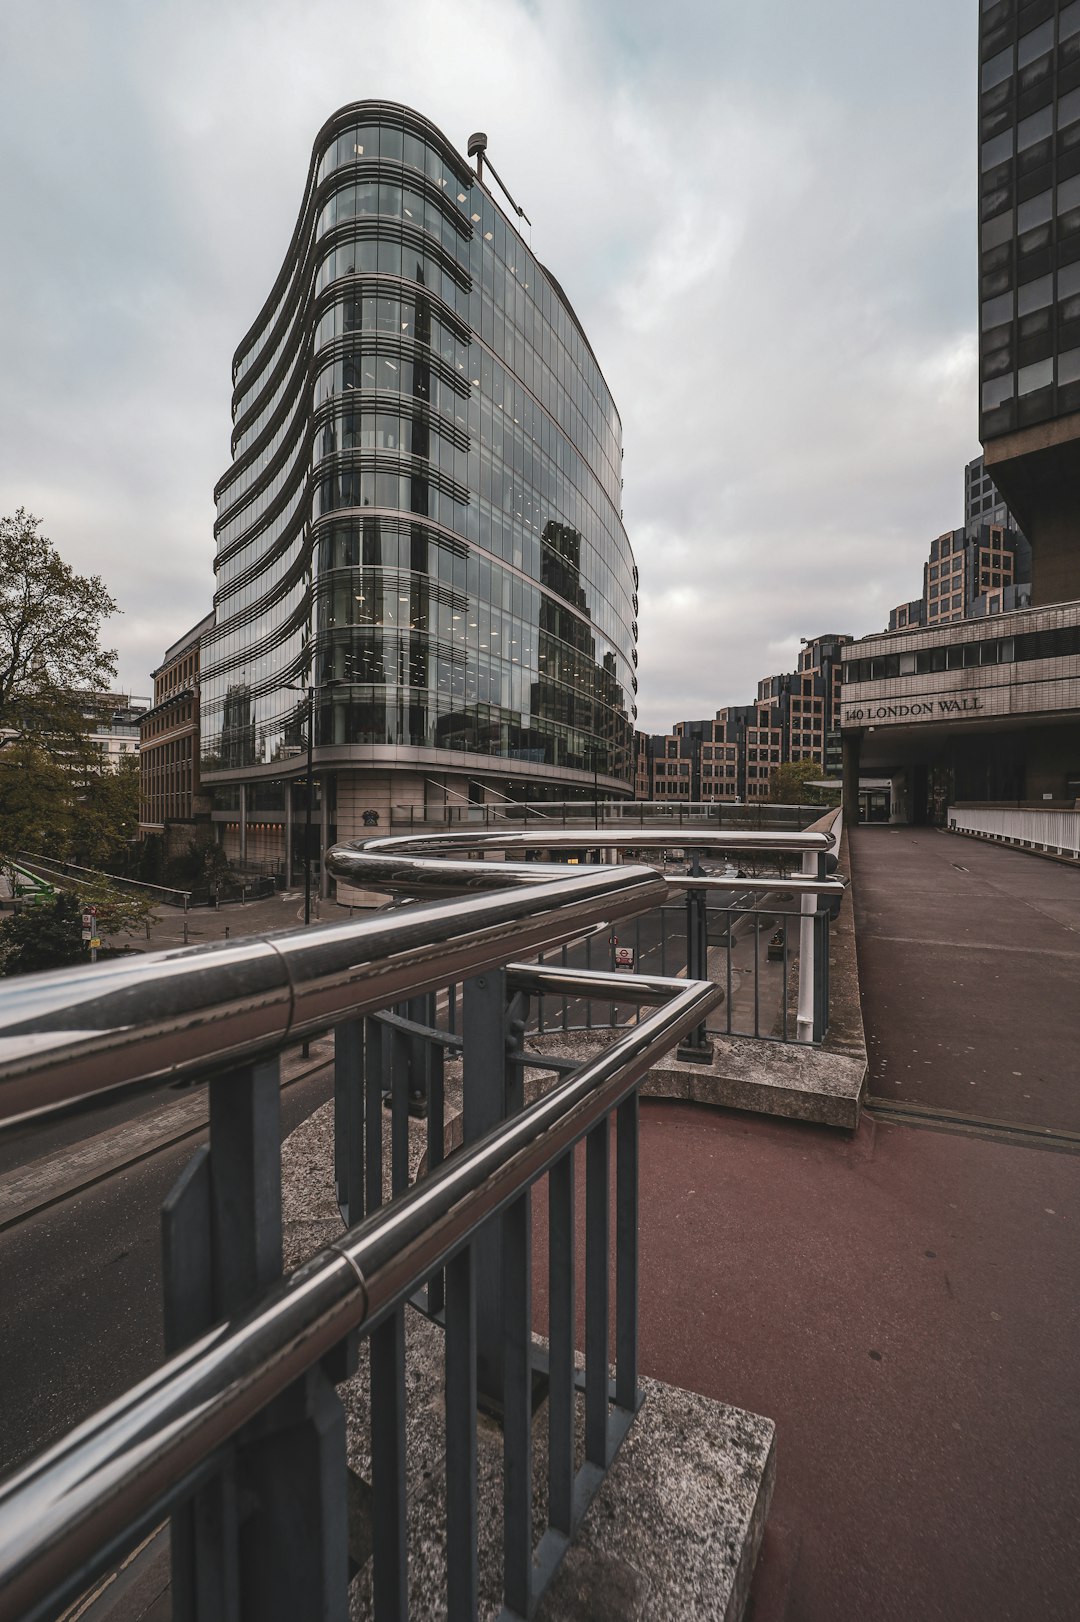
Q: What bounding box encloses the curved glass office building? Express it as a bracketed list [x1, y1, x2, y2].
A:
[201, 101, 637, 870]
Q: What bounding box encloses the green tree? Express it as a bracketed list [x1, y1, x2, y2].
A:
[0, 509, 123, 864]
[0, 891, 84, 975]
[71, 753, 141, 869]
[0, 508, 119, 758]
[79, 875, 157, 938]
[0, 740, 75, 862]
[0, 878, 157, 977]
[767, 759, 839, 807]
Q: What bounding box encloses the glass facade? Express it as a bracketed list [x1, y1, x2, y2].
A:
[201, 102, 638, 792]
[979, 0, 1080, 439]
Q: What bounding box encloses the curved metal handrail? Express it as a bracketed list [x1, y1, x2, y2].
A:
[0, 972, 718, 1622]
[326, 819, 840, 898]
[0, 864, 664, 1126]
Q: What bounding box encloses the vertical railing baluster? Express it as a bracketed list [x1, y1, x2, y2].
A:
[782, 916, 790, 1042]
[391, 1016, 409, 1198]
[585, 1121, 609, 1468]
[502, 1191, 533, 1618]
[334, 1018, 364, 1227]
[753, 908, 761, 1038]
[445, 1243, 477, 1621]
[548, 1151, 576, 1536]
[463, 972, 508, 1405]
[365, 1016, 384, 1213]
[615, 1095, 639, 1414]
[427, 1029, 446, 1316]
[371, 1308, 408, 1620]
[560, 942, 568, 1032]
[585, 932, 593, 1030]
[726, 906, 733, 1035]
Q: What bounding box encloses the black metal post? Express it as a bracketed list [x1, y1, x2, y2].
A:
[677, 851, 713, 1064]
[304, 685, 314, 930]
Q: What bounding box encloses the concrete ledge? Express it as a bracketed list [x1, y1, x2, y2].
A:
[642, 1036, 866, 1131]
[522, 1026, 866, 1133]
[536, 1380, 775, 1622]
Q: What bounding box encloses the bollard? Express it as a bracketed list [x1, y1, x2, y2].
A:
[225, 925, 230, 941]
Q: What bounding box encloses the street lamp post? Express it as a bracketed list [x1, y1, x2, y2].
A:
[302, 684, 314, 928]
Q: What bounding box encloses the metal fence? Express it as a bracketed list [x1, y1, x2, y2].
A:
[331, 814, 844, 1049]
[388, 799, 829, 833]
[0, 816, 841, 1621]
[0, 860, 717, 1622]
[948, 803, 1080, 860]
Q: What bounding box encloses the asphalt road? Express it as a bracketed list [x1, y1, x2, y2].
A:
[0, 1059, 335, 1480]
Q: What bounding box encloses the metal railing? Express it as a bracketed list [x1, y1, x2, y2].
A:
[330, 814, 845, 1048]
[948, 803, 1080, 860]
[15, 850, 194, 910]
[388, 798, 828, 833]
[0, 815, 841, 1620]
[0, 858, 718, 1622]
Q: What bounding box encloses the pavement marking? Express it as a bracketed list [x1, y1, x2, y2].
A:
[866, 1094, 1080, 1153]
[0, 1052, 333, 1232]
[861, 933, 1080, 959]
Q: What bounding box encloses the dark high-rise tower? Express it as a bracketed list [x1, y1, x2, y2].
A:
[978, 0, 1080, 603]
[200, 103, 638, 873]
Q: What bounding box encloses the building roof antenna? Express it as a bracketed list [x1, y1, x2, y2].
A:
[467, 131, 532, 226]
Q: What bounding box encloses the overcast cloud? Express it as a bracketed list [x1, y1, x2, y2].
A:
[0, 0, 976, 732]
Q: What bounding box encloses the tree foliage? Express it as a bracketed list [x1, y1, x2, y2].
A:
[70, 754, 142, 868]
[0, 508, 119, 754]
[0, 877, 156, 978]
[767, 759, 840, 807]
[0, 891, 84, 976]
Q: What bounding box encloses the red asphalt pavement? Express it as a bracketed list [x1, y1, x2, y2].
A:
[604, 829, 1079, 1622]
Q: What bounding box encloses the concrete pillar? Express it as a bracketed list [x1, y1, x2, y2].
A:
[841, 730, 863, 829]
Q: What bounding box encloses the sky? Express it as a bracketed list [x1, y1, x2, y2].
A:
[0, 0, 977, 734]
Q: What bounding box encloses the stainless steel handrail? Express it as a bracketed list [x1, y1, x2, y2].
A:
[0, 865, 665, 1125]
[0, 972, 718, 1622]
[326, 824, 839, 899]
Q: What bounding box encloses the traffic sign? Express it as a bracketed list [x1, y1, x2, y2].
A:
[89, 937, 102, 950]
[614, 946, 635, 970]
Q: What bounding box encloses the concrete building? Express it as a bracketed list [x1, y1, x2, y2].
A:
[201, 102, 638, 882]
[840, 598, 1080, 823]
[83, 694, 147, 768]
[979, 1, 1080, 603]
[964, 453, 1016, 529]
[635, 634, 851, 806]
[139, 614, 213, 846]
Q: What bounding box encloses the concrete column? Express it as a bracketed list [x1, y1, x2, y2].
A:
[841, 730, 863, 828]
